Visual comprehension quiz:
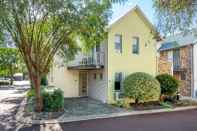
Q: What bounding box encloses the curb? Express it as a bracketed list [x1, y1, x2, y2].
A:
[40, 106, 197, 124]
[16, 99, 197, 124]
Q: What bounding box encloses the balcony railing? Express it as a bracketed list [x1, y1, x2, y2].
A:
[67, 52, 104, 70]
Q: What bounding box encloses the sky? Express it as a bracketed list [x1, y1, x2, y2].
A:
[111, 0, 155, 25]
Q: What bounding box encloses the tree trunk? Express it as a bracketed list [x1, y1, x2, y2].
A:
[28, 72, 34, 89]
[32, 73, 43, 112]
[9, 65, 14, 85]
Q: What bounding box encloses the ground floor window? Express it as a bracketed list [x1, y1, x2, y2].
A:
[114, 72, 123, 91]
[181, 72, 186, 80]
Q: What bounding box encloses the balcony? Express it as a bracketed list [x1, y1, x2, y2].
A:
[67, 52, 104, 70]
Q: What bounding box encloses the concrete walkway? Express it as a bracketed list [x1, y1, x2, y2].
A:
[0, 87, 27, 131]
[63, 97, 125, 117]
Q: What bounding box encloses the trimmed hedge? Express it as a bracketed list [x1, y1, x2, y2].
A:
[123, 72, 161, 103]
[156, 74, 179, 95]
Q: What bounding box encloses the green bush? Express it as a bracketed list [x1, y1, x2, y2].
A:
[123, 72, 161, 104]
[26, 86, 45, 99]
[41, 76, 48, 86]
[0, 81, 10, 86]
[27, 88, 35, 99]
[42, 88, 64, 112]
[156, 74, 179, 95]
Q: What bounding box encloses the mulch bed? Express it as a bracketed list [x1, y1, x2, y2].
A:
[24, 98, 64, 120]
[129, 99, 197, 111]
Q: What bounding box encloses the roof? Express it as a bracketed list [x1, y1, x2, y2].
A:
[159, 29, 197, 51]
[108, 5, 156, 32]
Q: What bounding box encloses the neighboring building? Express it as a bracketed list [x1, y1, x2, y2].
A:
[48, 6, 158, 103]
[0, 31, 16, 48]
[158, 29, 197, 98]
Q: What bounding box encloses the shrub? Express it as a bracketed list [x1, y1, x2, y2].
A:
[41, 76, 48, 86]
[26, 86, 45, 99]
[123, 72, 161, 104]
[42, 88, 64, 112]
[156, 74, 179, 96]
[27, 88, 35, 99]
[0, 81, 10, 86]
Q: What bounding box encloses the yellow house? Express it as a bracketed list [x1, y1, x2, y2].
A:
[48, 5, 158, 103]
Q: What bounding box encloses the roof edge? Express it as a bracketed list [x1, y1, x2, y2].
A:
[107, 5, 157, 33]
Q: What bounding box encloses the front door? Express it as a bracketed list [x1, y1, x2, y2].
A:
[79, 72, 88, 97]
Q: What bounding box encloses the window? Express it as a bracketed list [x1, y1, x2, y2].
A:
[115, 34, 122, 53]
[132, 37, 139, 54]
[100, 73, 103, 80]
[173, 49, 181, 69]
[96, 45, 100, 52]
[181, 72, 186, 80]
[93, 73, 97, 80]
[167, 51, 173, 62]
[114, 72, 123, 91]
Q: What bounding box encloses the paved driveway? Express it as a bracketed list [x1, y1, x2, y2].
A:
[0, 87, 27, 131]
[19, 109, 197, 131]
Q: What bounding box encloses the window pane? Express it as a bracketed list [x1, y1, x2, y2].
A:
[115, 35, 122, 52]
[96, 45, 100, 52]
[132, 37, 139, 54]
[94, 73, 97, 80]
[115, 72, 123, 91]
[100, 73, 103, 80]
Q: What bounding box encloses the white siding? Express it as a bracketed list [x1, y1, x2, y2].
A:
[88, 70, 107, 103]
[87, 43, 108, 103]
[194, 44, 197, 97]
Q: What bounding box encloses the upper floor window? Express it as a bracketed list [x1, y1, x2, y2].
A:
[132, 37, 139, 54]
[96, 45, 100, 52]
[115, 34, 122, 53]
[173, 49, 180, 69]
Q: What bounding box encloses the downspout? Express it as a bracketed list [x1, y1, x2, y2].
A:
[191, 44, 194, 98]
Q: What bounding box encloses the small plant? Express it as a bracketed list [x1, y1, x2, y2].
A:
[42, 88, 64, 112]
[26, 88, 35, 99]
[159, 101, 172, 109]
[123, 72, 161, 104]
[156, 74, 179, 96]
[114, 98, 131, 109]
[115, 100, 124, 108]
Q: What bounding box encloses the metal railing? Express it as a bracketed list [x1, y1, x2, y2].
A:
[68, 52, 105, 67]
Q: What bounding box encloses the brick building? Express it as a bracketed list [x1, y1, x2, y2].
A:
[158, 29, 197, 98]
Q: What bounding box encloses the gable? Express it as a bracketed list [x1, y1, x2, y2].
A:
[108, 6, 155, 33]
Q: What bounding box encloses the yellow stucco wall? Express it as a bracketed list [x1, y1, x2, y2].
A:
[107, 10, 157, 103]
[48, 59, 79, 97]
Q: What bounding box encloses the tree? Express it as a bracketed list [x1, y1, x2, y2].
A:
[0, 48, 21, 84]
[153, 0, 197, 35]
[0, 30, 4, 47]
[0, 0, 118, 112]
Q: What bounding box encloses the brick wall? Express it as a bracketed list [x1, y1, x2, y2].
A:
[177, 46, 192, 97]
[158, 51, 172, 75]
[158, 46, 193, 97]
